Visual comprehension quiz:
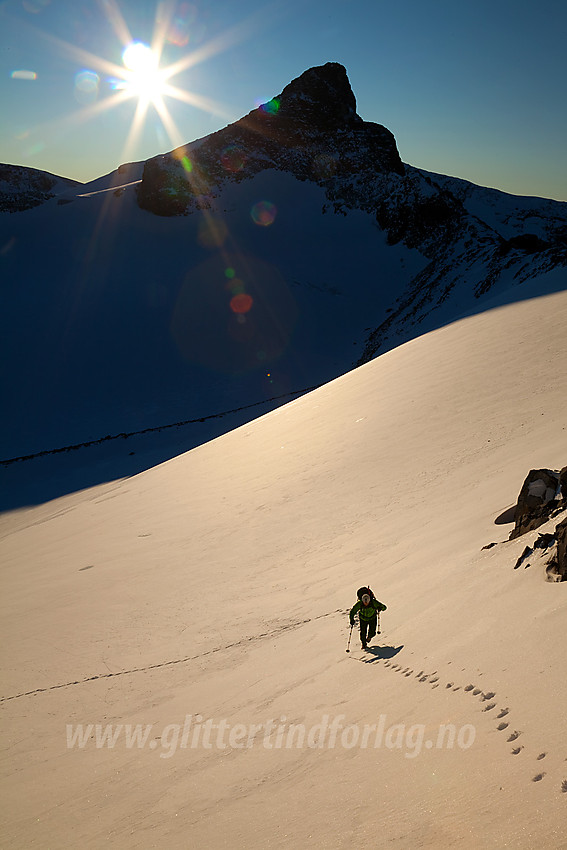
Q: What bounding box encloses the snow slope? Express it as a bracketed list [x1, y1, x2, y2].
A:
[1, 288, 566, 849]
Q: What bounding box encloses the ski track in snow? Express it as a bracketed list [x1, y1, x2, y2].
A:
[7, 603, 565, 802]
[0, 608, 344, 703]
[349, 636, 567, 796]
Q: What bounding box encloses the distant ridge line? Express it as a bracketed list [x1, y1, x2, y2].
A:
[1, 384, 322, 467]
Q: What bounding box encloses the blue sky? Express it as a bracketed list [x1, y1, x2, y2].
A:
[1, 0, 566, 199]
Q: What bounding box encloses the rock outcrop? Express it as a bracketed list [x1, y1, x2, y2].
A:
[507, 466, 567, 581]
[509, 468, 562, 539]
[556, 516, 567, 580]
[0, 164, 80, 212]
[271, 62, 360, 129]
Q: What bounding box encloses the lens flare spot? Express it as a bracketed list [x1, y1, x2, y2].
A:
[74, 70, 100, 104]
[225, 267, 236, 279]
[24, 140, 45, 156]
[11, 70, 38, 80]
[251, 201, 277, 227]
[258, 97, 280, 115]
[172, 149, 193, 172]
[166, 2, 198, 46]
[220, 145, 247, 172]
[171, 252, 296, 374]
[230, 293, 254, 314]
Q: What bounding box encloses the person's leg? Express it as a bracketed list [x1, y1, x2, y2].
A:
[359, 619, 369, 647]
[366, 614, 377, 643]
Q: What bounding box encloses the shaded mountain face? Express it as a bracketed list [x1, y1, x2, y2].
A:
[1, 62, 566, 498]
[0, 164, 80, 212]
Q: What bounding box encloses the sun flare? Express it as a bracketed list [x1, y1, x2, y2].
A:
[36, 0, 270, 165]
[119, 42, 164, 105]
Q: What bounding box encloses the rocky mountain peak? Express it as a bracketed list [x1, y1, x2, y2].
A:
[137, 63, 403, 216]
[271, 62, 361, 129]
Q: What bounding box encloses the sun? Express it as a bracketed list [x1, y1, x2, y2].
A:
[38, 1, 276, 161]
[119, 42, 164, 105]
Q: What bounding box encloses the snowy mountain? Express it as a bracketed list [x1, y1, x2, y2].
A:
[1, 62, 566, 509]
[134, 62, 567, 360]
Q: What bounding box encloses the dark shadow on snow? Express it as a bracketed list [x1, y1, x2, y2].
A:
[0, 390, 315, 513]
[495, 504, 517, 525]
[360, 644, 404, 661]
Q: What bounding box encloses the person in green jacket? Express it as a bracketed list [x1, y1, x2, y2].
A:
[349, 586, 387, 649]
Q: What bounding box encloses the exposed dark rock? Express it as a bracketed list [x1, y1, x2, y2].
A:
[537, 532, 557, 549]
[273, 62, 360, 129]
[376, 191, 464, 249]
[514, 544, 533, 570]
[499, 233, 551, 255]
[513, 533, 557, 570]
[542, 518, 567, 582]
[556, 517, 567, 580]
[510, 499, 564, 539]
[135, 156, 192, 217]
[510, 468, 561, 539]
[494, 467, 567, 579]
[0, 164, 79, 212]
[513, 528, 567, 581]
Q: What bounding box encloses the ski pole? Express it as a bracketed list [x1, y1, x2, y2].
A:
[345, 623, 354, 653]
[377, 610, 381, 635]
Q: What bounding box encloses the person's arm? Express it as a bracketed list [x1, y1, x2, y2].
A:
[374, 600, 387, 612]
[349, 601, 361, 625]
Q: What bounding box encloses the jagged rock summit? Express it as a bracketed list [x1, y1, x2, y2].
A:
[136, 62, 404, 216]
[273, 62, 360, 128]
